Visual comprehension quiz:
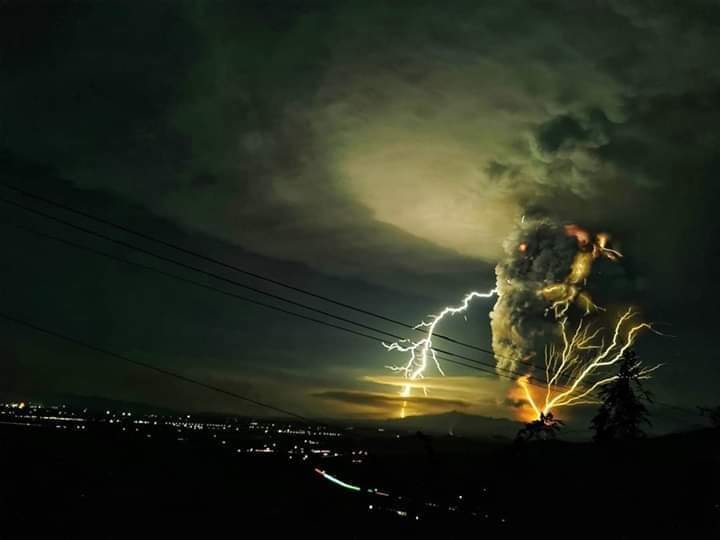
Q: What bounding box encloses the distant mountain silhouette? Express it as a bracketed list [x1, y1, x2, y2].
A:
[378, 410, 522, 439]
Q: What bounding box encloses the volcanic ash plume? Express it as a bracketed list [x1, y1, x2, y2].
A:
[382, 215, 630, 408]
[490, 217, 619, 373]
[382, 214, 650, 419]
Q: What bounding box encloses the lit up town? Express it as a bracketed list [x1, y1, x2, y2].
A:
[1, 399, 505, 529]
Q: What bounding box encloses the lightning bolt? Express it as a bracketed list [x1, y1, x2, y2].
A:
[381, 227, 655, 422]
[383, 289, 497, 397]
[518, 308, 661, 418]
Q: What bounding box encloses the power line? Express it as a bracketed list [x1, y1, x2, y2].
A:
[0, 303, 700, 432]
[0, 196, 409, 341]
[0, 220, 527, 386]
[0, 198, 539, 384]
[0, 192, 700, 418]
[1, 309, 699, 441]
[5, 219, 703, 424]
[0, 181, 502, 357]
[0, 194, 521, 384]
[1, 193, 608, 392]
[10, 181, 671, 396]
[0, 312, 307, 421]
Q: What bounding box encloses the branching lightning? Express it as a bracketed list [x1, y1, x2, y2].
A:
[381, 219, 661, 424]
[518, 308, 661, 417]
[383, 289, 497, 397]
[509, 223, 662, 421]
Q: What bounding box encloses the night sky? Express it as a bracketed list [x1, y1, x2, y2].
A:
[1, 1, 719, 427]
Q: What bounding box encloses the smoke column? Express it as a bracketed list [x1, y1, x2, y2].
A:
[490, 217, 590, 373]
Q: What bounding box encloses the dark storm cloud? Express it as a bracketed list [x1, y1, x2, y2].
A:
[3, 1, 718, 280]
[536, 115, 593, 155]
[4, 1, 720, 278]
[535, 112, 611, 156]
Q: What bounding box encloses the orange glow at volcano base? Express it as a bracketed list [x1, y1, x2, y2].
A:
[507, 377, 540, 423]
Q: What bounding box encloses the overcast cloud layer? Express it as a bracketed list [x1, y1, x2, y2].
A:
[3, 2, 719, 280]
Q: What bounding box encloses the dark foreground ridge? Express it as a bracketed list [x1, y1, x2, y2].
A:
[1, 405, 719, 538]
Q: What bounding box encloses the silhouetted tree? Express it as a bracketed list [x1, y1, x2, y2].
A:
[591, 349, 652, 442]
[515, 412, 564, 443]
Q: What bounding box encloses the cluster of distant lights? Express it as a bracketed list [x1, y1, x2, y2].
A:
[4, 402, 27, 409]
[249, 421, 342, 438]
[4, 405, 342, 439]
[4, 403, 406, 476]
[3, 402, 509, 526]
[1, 402, 88, 430]
[2, 402, 358, 464]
